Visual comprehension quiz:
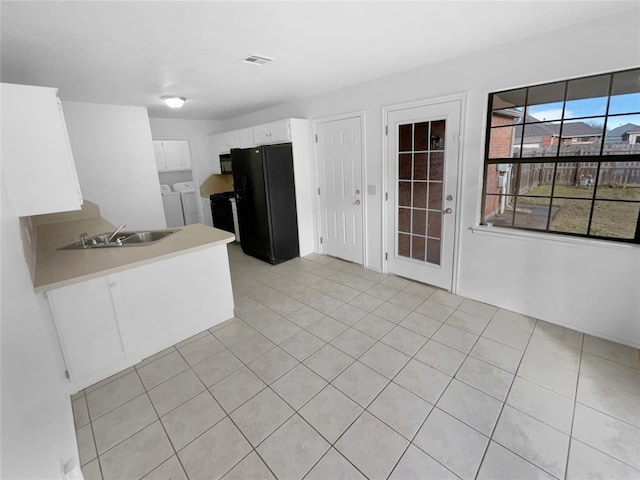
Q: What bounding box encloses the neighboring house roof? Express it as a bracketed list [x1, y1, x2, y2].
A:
[605, 123, 639, 142]
[514, 119, 601, 144]
[558, 122, 603, 138]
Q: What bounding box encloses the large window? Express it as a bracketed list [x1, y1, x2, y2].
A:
[482, 68, 640, 243]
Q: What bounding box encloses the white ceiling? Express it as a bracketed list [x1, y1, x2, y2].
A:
[1, 1, 637, 121]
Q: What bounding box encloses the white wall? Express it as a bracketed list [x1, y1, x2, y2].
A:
[63, 101, 167, 230]
[148, 117, 222, 222]
[221, 11, 640, 347]
[1, 184, 79, 479]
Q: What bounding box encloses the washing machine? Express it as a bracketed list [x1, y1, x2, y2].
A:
[160, 184, 185, 227]
[173, 181, 200, 225]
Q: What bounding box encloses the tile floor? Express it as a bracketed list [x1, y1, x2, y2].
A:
[73, 244, 640, 480]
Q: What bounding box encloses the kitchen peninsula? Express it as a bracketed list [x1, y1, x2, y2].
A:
[26, 201, 235, 392]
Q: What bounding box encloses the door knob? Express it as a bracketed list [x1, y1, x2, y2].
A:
[355, 189, 361, 195]
[443, 207, 453, 214]
[355, 200, 361, 205]
[446, 195, 454, 201]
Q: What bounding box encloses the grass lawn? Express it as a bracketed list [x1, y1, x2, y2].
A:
[516, 185, 639, 238]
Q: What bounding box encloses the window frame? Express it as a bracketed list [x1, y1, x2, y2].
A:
[481, 68, 640, 244]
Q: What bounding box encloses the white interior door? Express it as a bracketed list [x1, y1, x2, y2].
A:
[317, 116, 364, 264]
[386, 99, 462, 290]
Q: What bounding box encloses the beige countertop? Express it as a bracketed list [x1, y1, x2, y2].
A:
[33, 214, 235, 293]
[200, 174, 234, 197]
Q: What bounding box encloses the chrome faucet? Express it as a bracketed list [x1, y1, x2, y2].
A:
[108, 224, 126, 243]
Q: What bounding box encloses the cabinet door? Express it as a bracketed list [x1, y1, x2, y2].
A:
[226, 130, 241, 150]
[268, 120, 291, 143]
[239, 128, 255, 148]
[178, 141, 192, 169]
[1, 83, 83, 216]
[153, 141, 167, 171]
[47, 276, 136, 390]
[162, 140, 191, 170]
[252, 124, 271, 145]
[162, 141, 183, 171]
[209, 134, 226, 173]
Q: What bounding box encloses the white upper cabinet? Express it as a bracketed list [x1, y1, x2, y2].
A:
[1, 83, 83, 216]
[252, 124, 271, 145]
[253, 120, 291, 145]
[153, 140, 191, 171]
[208, 119, 295, 173]
[239, 128, 255, 148]
[221, 130, 239, 151]
[266, 120, 291, 143]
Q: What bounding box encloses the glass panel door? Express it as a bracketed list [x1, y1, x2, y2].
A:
[396, 119, 446, 265]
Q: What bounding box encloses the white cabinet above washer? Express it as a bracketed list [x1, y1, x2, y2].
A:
[153, 140, 192, 171]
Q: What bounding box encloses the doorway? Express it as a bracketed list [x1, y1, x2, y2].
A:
[384, 96, 464, 290]
[315, 114, 365, 264]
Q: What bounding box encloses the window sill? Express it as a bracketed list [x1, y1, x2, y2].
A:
[469, 225, 640, 253]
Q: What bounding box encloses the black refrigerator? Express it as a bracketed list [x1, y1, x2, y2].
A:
[231, 143, 299, 264]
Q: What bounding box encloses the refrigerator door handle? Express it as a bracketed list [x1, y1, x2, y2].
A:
[236, 174, 247, 201]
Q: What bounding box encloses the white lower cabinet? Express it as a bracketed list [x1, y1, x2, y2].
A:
[45, 245, 234, 392]
[47, 275, 138, 390]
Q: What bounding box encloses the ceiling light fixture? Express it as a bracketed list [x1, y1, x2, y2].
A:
[161, 96, 186, 108]
[242, 54, 275, 66]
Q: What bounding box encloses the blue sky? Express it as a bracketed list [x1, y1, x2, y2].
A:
[527, 94, 640, 128]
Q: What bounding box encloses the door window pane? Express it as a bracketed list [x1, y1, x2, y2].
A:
[430, 121, 446, 150]
[426, 238, 441, 265]
[399, 182, 411, 206]
[428, 182, 443, 211]
[398, 233, 411, 258]
[412, 236, 426, 261]
[427, 211, 442, 238]
[413, 182, 427, 208]
[398, 208, 411, 233]
[399, 153, 412, 180]
[429, 152, 444, 180]
[414, 153, 428, 180]
[412, 209, 426, 236]
[399, 124, 413, 152]
[414, 122, 429, 150]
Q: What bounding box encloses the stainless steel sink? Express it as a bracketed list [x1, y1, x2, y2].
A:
[119, 231, 175, 244]
[58, 230, 177, 250]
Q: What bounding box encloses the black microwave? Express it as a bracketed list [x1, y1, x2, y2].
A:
[220, 153, 232, 174]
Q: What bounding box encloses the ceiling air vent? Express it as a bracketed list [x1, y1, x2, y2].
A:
[242, 54, 275, 66]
